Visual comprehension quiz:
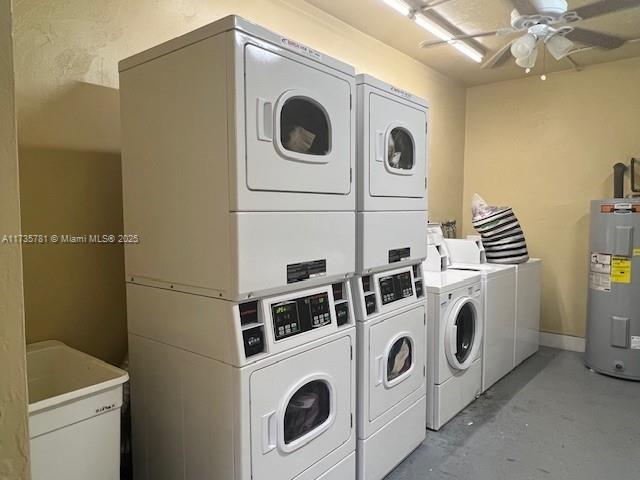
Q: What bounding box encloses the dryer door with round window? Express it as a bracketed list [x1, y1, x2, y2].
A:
[444, 298, 481, 372]
[368, 93, 427, 199]
[244, 44, 352, 196]
[368, 305, 426, 421]
[249, 336, 352, 480]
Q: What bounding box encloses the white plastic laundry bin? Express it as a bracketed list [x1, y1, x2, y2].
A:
[27, 340, 129, 480]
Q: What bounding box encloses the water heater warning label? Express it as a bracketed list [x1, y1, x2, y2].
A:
[590, 253, 612, 292]
[611, 256, 631, 284]
[631, 336, 640, 350]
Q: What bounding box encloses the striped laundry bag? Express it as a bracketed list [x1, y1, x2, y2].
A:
[471, 194, 529, 264]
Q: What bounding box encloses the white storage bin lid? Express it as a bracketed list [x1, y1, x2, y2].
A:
[27, 340, 128, 414]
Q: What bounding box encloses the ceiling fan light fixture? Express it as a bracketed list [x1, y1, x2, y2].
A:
[546, 33, 573, 60]
[515, 46, 538, 68]
[511, 33, 538, 59]
[381, 0, 412, 17]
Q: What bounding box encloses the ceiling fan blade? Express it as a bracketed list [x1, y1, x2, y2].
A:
[420, 30, 501, 48]
[509, 0, 539, 15]
[572, 0, 640, 21]
[565, 27, 626, 49]
[481, 40, 516, 69]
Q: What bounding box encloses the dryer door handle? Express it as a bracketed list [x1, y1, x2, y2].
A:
[257, 98, 273, 142]
[375, 131, 385, 162]
[261, 410, 277, 454]
[375, 355, 385, 386]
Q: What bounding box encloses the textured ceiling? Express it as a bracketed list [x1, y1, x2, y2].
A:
[306, 0, 640, 85]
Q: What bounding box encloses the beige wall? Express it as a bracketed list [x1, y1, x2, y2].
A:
[463, 56, 640, 338]
[0, 0, 30, 477]
[13, 0, 467, 362]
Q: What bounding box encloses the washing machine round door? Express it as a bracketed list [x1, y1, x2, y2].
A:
[444, 297, 483, 371]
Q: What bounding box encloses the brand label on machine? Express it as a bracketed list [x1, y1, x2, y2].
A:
[590, 253, 612, 292]
[611, 256, 632, 284]
[600, 204, 640, 213]
[631, 336, 640, 350]
[389, 247, 410, 264]
[634, 248, 640, 257]
[287, 259, 327, 284]
[280, 37, 322, 61]
[390, 86, 413, 100]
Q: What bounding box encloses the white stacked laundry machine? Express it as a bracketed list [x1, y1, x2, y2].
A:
[120, 16, 357, 480]
[352, 75, 429, 479]
[422, 226, 484, 431]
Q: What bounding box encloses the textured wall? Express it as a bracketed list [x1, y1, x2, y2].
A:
[0, 0, 30, 477]
[463, 56, 640, 338]
[12, 0, 467, 363]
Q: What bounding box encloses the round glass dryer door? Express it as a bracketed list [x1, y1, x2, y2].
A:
[387, 127, 414, 172]
[386, 336, 413, 382]
[445, 298, 482, 371]
[280, 98, 330, 156]
[283, 379, 331, 445]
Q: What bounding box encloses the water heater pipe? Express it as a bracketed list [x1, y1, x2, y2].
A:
[613, 162, 627, 199]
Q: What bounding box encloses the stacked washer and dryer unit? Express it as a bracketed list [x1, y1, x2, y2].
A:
[353, 76, 429, 479]
[120, 17, 358, 480]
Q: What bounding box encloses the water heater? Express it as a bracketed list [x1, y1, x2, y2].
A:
[585, 199, 640, 380]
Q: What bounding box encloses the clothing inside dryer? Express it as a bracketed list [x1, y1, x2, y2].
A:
[387, 127, 414, 170]
[280, 97, 330, 155]
[455, 303, 476, 363]
[387, 337, 413, 381]
[283, 380, 331, 444]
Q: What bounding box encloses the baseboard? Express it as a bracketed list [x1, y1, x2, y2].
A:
[539, 332, 585, 352]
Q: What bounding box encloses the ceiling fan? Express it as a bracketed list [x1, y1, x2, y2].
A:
[420, 0, 639, 70]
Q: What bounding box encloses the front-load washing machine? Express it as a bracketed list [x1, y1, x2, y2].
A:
[423, 269, 484, 431]
[127, 280, 356, 480]
[351, 263, 426, 480]
[445, 239, 517, 392]
[356, 75, 429, 273]
[119, 16, 356, 300]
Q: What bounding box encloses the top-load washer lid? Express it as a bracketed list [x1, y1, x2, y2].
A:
[368, 92, 427, 199]
[245, 43, 353, 196]
[444, 297, 483, 371]
[422, 270, 482, 294]
[449, 262, 518, 278]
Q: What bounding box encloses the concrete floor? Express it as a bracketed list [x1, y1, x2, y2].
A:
[387, 347, 640, 480]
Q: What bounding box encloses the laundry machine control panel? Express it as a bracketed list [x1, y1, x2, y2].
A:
[271, 292, 331, 341]
[354, 263, 425, 320]
[236, 281, 354, 361]
[379, 271, 413, 305]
